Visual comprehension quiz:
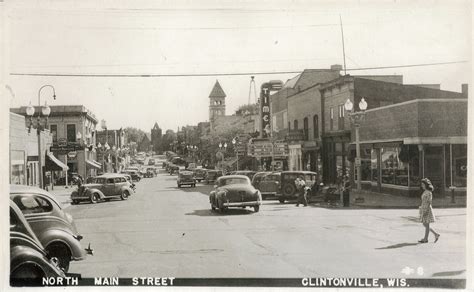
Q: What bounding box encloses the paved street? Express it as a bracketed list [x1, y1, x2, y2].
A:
[65, 169, 466, 279]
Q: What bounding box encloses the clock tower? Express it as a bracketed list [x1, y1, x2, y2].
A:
[208, 80, 226, 130]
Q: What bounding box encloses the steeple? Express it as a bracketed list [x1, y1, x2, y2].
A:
[209, 80, 226, 98]
[208, 80, 226, 130]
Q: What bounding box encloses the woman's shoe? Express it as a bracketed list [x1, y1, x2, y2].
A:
[418, 239, 428, 243]
[434, 234, 440, 243]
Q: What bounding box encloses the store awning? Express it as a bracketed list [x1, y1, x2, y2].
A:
[86, 159, 102, 169]
[45, 152, 69, 171]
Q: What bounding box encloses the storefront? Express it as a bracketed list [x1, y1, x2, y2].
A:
[322, 131, 351, 184]
[353, 98, 467, 197]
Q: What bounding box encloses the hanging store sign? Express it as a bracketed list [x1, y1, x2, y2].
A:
[260, 86, 271, 138]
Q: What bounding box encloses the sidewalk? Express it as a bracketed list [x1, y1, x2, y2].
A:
[48, 185, 74, 207]
[347, 189, 466, 209]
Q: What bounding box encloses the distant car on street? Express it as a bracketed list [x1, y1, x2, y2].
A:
[10, 185, 91, 272]
[204, 170, 223, 184]
[177, 171, 196, 188]
[193, 168, 207, 182]
[10, 200, 66, 286]
[148, 158, 155, 166]
[209, 175, 262, 213]
[71, 173, 133, 204]
[277, 171, 319, 203]
[258, 172, 281, 199]
[122, 170, 142, 182]
[251, 171, 271, 189]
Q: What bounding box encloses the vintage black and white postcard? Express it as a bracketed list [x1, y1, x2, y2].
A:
[1, 0, 472, 290]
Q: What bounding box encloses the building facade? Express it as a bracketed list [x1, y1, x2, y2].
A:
[319, 76, 467, 197]
[11, 105, 100, 181]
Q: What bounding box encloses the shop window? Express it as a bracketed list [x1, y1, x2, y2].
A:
[338, 104, 345, 130]
[371, 149, 378, 183]
[381, 147, 409, 186]
[361, 148, 371, 181]
[313, 115, 319, 138]
[10, 150, 25, 185]
[445, 144, 467, 187]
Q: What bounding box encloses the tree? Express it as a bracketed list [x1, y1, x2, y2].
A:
[124, 127, 147, 144]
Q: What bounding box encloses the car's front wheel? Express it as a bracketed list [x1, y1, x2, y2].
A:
[46, 242, 71, 272]
[71, 200, 79, 205]
[278, 199, 285, 203]
[121, 190, 129, 200]
[254, 205, 260, 212]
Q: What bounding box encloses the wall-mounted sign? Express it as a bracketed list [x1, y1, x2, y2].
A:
[67, 151, 77, 158]
[260, 86, 271, 138]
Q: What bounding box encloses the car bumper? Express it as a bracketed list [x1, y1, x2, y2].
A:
[223, 201, 261, 207]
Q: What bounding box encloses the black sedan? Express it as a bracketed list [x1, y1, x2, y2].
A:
[209, 175, 262, 213]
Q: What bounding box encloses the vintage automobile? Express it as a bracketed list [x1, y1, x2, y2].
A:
[148, 158, 155, 165]
[122, 174, 136, 192]
[10, 200, 66, 286]
[168, 163, 179, 175]
[258, 172, 281, 199]
[276, 171, 319, 203]
[143, 167, 155, 178]
[204, 169, 223, 184]
[229, 171, 257, 181]
[10, 185, 92, 272]
[122, 170, 142, 182]
[193, 168, 207, 182]
[71, 173, 133, 204]
[177, 170, 196, 188]
[209, 175, 262, 212]
[251, 171, 271, 189]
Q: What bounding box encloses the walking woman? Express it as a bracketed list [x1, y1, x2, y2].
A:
[418, 178, 440, 243]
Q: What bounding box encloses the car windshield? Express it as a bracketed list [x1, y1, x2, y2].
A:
[219, 178, 249, 186]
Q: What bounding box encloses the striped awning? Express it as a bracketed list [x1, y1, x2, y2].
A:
[46, 152, 69, 171]
[86, 159, 102, 169]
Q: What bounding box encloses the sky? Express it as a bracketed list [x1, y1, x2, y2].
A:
[5, 0, 472, 133]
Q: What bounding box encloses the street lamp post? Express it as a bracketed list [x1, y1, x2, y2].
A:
[344, 97, 368, 196]
[26, 85, 56, 189]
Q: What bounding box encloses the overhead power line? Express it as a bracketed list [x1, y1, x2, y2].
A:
[9, 61, 467, 78]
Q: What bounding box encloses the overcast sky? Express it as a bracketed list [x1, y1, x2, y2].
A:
[6, 0, 471, 133]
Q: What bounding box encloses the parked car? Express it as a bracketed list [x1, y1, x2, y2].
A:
[229, 171, 257, 181]
[122, 170, 142, 182]
[10, 200, 66, 286]
[177, 170, 196, 188]
[209, 175, 262, 212]
[193, 168, 207, 182]
[71, 173, 133, 204]
[168, 163, 179, 175]
[143, 168, 155, 178]
[204, 170, 223, 184]
[10, 185, 92, 272]
[122, 174, 136, 192]
[276, 171, 319, 203]
[251, 171, 271, 189]
[258, 172, 281, 199]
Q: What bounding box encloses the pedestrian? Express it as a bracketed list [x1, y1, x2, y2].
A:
[418, 178, 440, 243]
[295, 176, 308, 207]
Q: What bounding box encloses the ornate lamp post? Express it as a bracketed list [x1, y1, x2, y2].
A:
[344, 97, 368, 194]
[232, 137, 239, 171]
[26, 85, 56, 189]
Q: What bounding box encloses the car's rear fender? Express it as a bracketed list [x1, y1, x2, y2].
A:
[38, 229, 86, 261]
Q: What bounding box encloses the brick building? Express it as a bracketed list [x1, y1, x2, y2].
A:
[319, 75, 467, 196]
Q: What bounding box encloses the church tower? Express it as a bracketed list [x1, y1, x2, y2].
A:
[151, 122, 162, 153]
[208, 80, 226, 130]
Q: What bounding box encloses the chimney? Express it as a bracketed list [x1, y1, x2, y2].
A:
[461, 84, 468, 98]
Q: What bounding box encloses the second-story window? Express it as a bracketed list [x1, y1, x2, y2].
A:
[50, 125, 58, 143]
[303, 117, 309, 140]
[67, 124, 76, 143]
[294, 119, 298, 130]
[338, 104, 345, 130]
[313, 115, 319, 138]
[330, 107, 334, 131]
